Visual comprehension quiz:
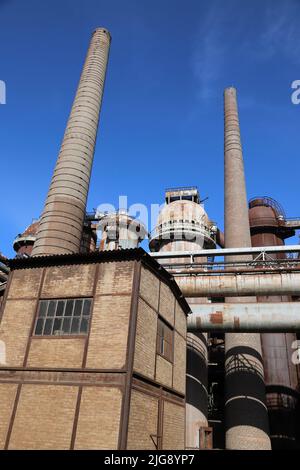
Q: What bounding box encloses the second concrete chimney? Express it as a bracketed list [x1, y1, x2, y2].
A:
[224, 87, 271, 450]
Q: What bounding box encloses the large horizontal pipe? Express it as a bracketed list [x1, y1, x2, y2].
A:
[187, 303, 300, 332]
[150, 244, 300, 259]
[175, 271, 300, 297]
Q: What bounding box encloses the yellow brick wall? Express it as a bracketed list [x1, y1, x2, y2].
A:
[175, 301, 187, 339]
[27, 338, 85, 368]
[127, 389, 158, 450]
[155, 355, 173, 389]
[42, 264, 96, 298]
[133, 299, 157, 380]
[9, 384, 78, 449]
[139, 266, 159, 310]
[162, 401, 185, 450]
[0, 384, 18, 449]
[96, 261, 134, 295]
[159, 282, 175, 326]
[86, 295, 131, 369]
[75, 386, 122, 449]
[173, 332, 186, 395]
[7, 269, 43, 299]
[0, 299, 36, 366]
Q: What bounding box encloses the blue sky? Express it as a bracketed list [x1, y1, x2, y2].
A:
[1, 0, 300, 257]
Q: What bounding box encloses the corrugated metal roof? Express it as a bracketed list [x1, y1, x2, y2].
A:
[7, 248, 190, 316]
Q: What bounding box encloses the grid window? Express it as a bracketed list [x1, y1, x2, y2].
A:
[157, 317, 173, 363]
[34, 298, 92, 336]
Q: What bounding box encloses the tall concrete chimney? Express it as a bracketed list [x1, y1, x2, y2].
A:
[224, 87, 271, 449]
[32, 28, 111, 256]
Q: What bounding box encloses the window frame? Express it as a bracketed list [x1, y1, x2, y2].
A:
[33, 297, 92, 338]
[156, 316, 174, 363]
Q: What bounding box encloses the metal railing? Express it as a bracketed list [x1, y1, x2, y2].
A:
[149, 220, 214, 240]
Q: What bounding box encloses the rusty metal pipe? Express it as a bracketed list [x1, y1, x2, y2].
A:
[175, 271, 300, 297]
[187, 303, 300, 332]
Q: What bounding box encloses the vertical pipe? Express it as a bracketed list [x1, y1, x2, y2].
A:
[32, 28, 111, 256]
[224, 87, 271, 449]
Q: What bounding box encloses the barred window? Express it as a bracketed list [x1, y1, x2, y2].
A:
[34, 298, 92, 336]
[156, 317, 173, 363]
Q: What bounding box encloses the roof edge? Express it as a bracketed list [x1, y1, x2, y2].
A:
[7, 248, 190, 316]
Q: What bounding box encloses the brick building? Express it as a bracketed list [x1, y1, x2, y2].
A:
[0, 249, 188, 449]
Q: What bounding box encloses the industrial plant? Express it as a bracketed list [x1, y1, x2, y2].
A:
[0, 28, 299, 450]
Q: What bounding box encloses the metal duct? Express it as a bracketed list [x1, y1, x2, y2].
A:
[175, 271, 300, 298]
[187, 303, 300, 332]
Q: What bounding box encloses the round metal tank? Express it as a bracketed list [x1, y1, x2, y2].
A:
[14, 219, 98, 256]
[97, 210, 148, 251]
[149, 200, 216, 254]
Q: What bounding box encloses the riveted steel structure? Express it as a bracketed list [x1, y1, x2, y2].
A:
[32, 28, 111, 256]
[223, 88, 271, 450]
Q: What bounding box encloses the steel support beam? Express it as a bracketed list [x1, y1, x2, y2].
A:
[187, 303, 300, 332]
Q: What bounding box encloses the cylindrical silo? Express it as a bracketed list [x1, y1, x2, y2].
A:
[32, 28, 111, 256]
[97, 210, 148, 251]
[13, 220, 40, 257]
[149, 187, 217, 449]
[224, 87, 271, 450]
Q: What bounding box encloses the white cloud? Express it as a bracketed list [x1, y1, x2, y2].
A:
[191, 0, 300, 102]
[260, 0, 300, 64]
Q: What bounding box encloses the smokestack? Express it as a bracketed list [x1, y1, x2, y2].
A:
[32, 28, 111, 256]
[224, 87, 271, 449]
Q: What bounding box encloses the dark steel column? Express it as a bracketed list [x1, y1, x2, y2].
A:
[249, 198, 300, 449]
[224, 87, 271, 449]
[32, 28, 111, 256]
